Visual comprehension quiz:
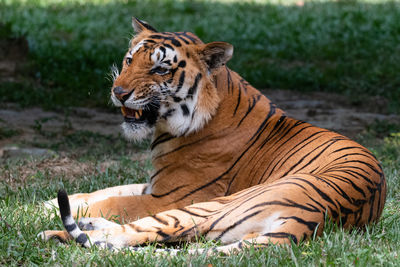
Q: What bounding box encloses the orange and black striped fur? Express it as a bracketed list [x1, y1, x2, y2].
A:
[40, 18, 386, 254]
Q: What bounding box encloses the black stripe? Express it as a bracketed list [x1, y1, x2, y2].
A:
[181, 104, 190, 116]
[187, 73, 202, 98]
[163, 43, 175, 51]
[257, 115, 289, 151]
[155, 134, 214, 160]
[149, 164, 171, 183]
[177, 208, 208, 218]
[176, 71, 185, 93]
[166, 215, 180, 228]
[225, 171, 240, 195]
[280, 139, 335, 177]
[173, 96, 182, 102]
[151, 133, 173, 150]
[65, 223, 77, 232]
[243, 199, 321, 214]
[203, 187, 273, 236]
[151, 215, 169, 225]
[175, 34, 190, 44]
[233, 84, 241, 116]
[264, 133, 324, 179]
[329, 173, 366, 198]
[278, 216, 318, 231]
[316, 175, 354, 204]
[246, 102, 277, 144]
[292, 177, 337, 209]
[178, 60, 186, 68]
[215, 210, 262, 240]
[237, 94, 262, 127]
[267, 180, 308, 191]
[257, 123, 311, 183]
[292, 138, 339, 174]
[226, 70, 233, 94]
[151, 185, 187, 198]
[162, 108, 176, 119]
[264, 232, 298, 244]
[177, 32, 198, 43]
[76, 233, 88, 244]
[159, 46, 166, 61]
[156, 230, 171, 240]
[141, 185, 148, 195]
[149, 34, 182, 47]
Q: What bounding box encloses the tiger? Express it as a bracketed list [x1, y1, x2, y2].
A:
[39, 18, 387, 254]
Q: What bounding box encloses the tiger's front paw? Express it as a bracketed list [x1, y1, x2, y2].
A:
[37, 230, 72, 242]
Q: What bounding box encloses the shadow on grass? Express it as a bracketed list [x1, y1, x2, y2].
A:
[1, 0, 399, 112]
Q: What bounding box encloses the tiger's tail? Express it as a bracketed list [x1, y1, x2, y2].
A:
[58, 189, 91, 247]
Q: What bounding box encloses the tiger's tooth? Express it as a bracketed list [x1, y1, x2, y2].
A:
[121, 107, 127, 116]
[135, 111, 140, 119]
[138, 109, 143, 116]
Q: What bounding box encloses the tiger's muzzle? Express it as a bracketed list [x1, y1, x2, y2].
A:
[112, 86, 160, 127]
[121, 103, 159, 126]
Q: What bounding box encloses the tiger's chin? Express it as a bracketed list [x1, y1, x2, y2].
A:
[119, 103, 159, 142]
[121, 121, 154, 142]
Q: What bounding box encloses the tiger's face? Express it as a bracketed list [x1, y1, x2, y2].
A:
[111, 18, 233, 142]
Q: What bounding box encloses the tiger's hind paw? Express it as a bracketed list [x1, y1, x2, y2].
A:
[77, 217, 120, 231]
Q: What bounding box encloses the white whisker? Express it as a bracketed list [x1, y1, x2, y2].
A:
[110, 64, 120, 81]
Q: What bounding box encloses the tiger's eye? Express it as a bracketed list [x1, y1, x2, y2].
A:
[152, 66, 169, 75]
[126, 57, 132, 65]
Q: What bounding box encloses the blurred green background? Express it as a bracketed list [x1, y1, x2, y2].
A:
[1, 0, 400, 111]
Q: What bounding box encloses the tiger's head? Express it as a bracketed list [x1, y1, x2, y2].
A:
[111, 18, 233, 141]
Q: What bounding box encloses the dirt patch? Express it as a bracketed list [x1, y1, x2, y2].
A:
[1, 90, 399, 152]
[0, 105, 123, 149]
[1, 157, 95, 185]
[262, 89, 400, 138]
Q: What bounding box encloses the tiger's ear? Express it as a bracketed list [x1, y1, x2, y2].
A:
[132, 17, 158, 34]
[200, 42, 233, 71]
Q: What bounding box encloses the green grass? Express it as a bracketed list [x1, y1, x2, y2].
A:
[0, 121, 400, 266]
[1, 0, 400, 111]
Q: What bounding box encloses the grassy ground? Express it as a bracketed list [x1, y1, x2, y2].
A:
[1, 0, 400, 111]
[0, 120, 399, 266]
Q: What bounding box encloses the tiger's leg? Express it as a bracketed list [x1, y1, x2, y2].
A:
[41, 173, 382, 252]
[39, 189, 223, 245]
[41, 180, 318, 248]
[194, 171, 384, 254]
[40, 179, 323, 248]
[43, 183, 149, 218]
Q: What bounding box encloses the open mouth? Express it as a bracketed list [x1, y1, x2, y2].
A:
[121, 107, 145, 123]
[121, 103, 159, 125]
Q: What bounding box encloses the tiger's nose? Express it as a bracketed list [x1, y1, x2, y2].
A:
[113, 86, 132, 103]
[113, 86, 125, 96]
